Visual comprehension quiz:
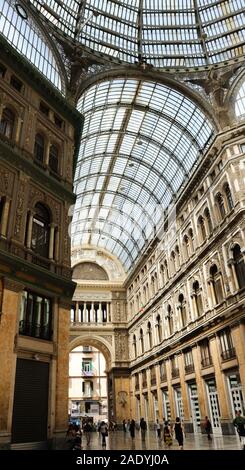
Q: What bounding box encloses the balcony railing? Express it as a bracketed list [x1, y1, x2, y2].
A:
[221, 347, 236, 361]
[142, 380, 147, 388]
[160, 373, 167, 382]
[19, 320, 52, 340]
[201, 356, 213, 368]
[172, 368, 179, 378]
[185, 364, 195, 374]
[151, 377, 157, 385]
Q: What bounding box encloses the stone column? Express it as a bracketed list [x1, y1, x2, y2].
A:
[54, 229, 59, 262]
[0, 199, 10, 237]
[26, 212, 33, 249]
[84, 302, 87, 323]
[209, 335, 231, 433]
[15, 116, 23, 144]
[98, 303, 102, 323]
[231, 322, 245, 403]
[53, 300, 70, 447]
[91, 302, 94, 323]
[165, 359, 175, 420]
[156, 364, 163, 421]
[49, 223, 55, 259]
[75, 302, 79, 323]
[178, 353, 192, 432]
[0, 279, 23, 449]
[44, 139, 51, 166]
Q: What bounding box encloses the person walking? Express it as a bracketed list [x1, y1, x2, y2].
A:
[204, 416, 212, 440]
[163, 421, 172, 448]
[174, 417, 184, 450]
[129, 419, 136, 441]
[155, 419, 161, 440]
[100, 421, 108, 448]
[233, 410, 245, 450]
[123, 419, 127, 433]
[83, 419, 92, 446]
[140, 417, 147, 441]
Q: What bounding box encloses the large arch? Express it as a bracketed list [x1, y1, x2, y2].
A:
[69, 335, 113, 371]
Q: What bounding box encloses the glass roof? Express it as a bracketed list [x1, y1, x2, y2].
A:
[0, 0, 62, 90]
[72, 78, 214, 271]
[28, 0, 245, 68]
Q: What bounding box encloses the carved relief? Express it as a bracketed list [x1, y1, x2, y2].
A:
[0, 167, 14, 196]
[14, 178, 29, 240]
[114, 331, 128, 361]
[100, 335, 112, 345]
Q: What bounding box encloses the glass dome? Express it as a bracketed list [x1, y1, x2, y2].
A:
[29, 0, 245, 69]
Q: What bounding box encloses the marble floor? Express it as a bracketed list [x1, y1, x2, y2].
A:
[79, 430, 242, 451]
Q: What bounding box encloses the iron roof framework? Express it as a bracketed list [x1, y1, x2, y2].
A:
[72, 78, 214, 271]
[27, 0, 245, 69]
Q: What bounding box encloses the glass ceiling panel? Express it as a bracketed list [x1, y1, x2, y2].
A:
[0, 0, 62, 90]
[28, 0, 245, 69]
[72, 77, 214, 271]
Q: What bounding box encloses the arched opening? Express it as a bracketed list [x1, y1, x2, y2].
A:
[156, 314, 162, 343]
[192, 280, 203, 317]
[167, 304, 174, 336]
[69, 345, 108, 427]
[133, 334, 137, 358]
[216, 192, 226, 219]
[0, 107, 15, 139]
[147, 321, 153, 349]
[140, 328, 144, 353]
[233, 244, 245, 289]
[210, 264, 224, 305]
[224, 183, 234, 211]
[31, 203, 50, 259]
[34, 133, 45, 164]
[178, 293, 187, 327]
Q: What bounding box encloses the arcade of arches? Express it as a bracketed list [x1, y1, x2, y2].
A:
[0, 0, 245, 450]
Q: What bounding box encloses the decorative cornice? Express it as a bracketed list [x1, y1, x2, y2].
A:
[4, 278, 24, 293]
[0, 35, 83, 177]
[0, 139, 76, 204]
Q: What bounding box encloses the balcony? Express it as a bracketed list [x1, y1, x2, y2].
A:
[185, 364, 195, 374]
[201, 356, 213, 368]
[160, 373, 167, 382]
[171, 368, 179, 378]
[142, 380, 147, 388]
[135, 383, 139, 391]
[221, 347, 236, 361]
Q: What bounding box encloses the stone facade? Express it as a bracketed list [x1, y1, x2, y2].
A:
[0, 44, 82, 449]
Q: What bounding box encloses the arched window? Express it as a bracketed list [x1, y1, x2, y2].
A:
[140, 328, 144, 353]
[178, 293, 187, 327]
[188, 228, 194, 253]
[233, 245, 245, 289]
[224, 184, 234, 211]
[183, 235, 190, 260]
[192, 280, 203, 317]
[216, 192, 226, 219]
[133, 334, 137, 358]
[198, 216, 206, 242]
[49, 144, 59, 173]
[171, 251, 176, 273]
[167, 305, 174, 336]
[34, 133, 45, 164]
[0, 107, 15, 139]
[210, 264, 224, 305]
[164, 259, 169, 279]
[175, 245, 181, 268]
[147, 321, 153, 349]
[156, 314, 162, 343]
[31, 203, 50, 259]
[204, 208, 212, 235]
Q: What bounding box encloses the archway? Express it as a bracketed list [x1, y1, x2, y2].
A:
[68, 337, 113, 428]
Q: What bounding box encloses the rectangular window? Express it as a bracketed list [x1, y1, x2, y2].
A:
[39, 101, 50, 116]
[19, 290, 52, 340]
[200, 339, 212, 367]
[219, 329, 236, 360]
[0, 63, 6, 78]
[10, 75, 23, 92]
[82, 360, 92, 375]
[54, 114, 63, 129]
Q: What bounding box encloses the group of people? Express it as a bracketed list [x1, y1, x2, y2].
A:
[123, 417, 147, 441]
[65, 419, 109, 449]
